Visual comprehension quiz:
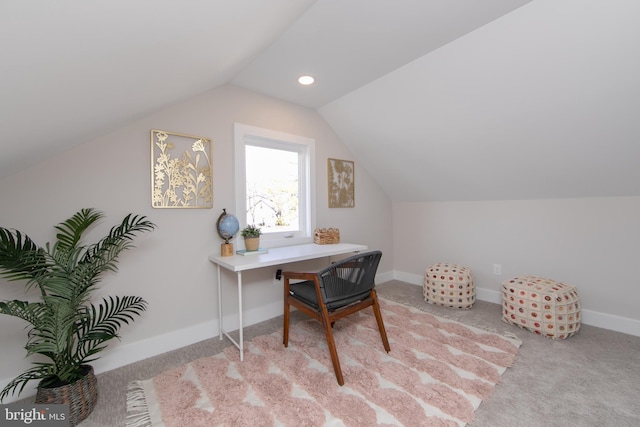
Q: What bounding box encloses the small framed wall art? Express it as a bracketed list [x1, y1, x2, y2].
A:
[327, 158, 354, 208]
[151, 129, 213, 208]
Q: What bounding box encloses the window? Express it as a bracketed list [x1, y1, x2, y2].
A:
[234, 123, 315, 248]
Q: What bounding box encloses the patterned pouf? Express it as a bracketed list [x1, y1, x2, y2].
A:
[423, 263, 475, 309]
[502, 276, 581, 339]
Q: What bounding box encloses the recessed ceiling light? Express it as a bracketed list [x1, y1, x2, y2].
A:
[298, 75, 315, 85]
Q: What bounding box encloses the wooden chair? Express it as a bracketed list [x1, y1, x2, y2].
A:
[282, 250, 390, 385]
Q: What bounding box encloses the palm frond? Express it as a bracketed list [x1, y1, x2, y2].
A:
[74, 296, 148, 363]
[0, 228, 49, 284]
[24, 298, 76, 360]
[0, 364, 52, 402]
[54, 208, 103, 250]
[82, 214, 156, 269]
[42, 244, 92, 301]
[0, 300, 46, 326]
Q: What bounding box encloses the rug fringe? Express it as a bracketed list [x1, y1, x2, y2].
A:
[126, 380, 153, 427]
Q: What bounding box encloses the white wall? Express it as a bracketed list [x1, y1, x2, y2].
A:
[393, 197, 640, 336]
[0, 84, 393, 400]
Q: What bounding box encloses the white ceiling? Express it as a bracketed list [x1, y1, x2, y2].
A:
[232, 0, 532, 108]
[2, 0, 639, 201]
[0, 0, 316, 178]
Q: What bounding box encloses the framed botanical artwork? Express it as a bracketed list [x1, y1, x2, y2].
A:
[327, 158, 354, 208]
[151, 129, 213, 208]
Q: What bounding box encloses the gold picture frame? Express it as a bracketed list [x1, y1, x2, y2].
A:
[328, 158, 354, 208]
[151, 129, 212, 208]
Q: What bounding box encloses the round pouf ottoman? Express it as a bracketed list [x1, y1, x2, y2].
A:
[423, 262, 475, 309]
[502, 276, 581, 339]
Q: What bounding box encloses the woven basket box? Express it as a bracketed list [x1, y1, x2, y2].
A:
[502, 276, 581, 340]
[314, 228, 340, 244]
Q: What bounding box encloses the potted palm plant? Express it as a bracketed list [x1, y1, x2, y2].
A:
[241, 224, 262, 251]
[0, 208, 155, 425]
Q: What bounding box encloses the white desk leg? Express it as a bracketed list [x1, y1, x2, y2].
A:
[237, 271, 244, 361]
[217, 264, 222, 341]
[217, 266, 244, 361]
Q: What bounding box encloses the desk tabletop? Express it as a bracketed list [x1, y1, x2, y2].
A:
[208, 242, 368, 272]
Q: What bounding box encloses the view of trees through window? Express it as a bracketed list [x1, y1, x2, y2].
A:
[245, 145, 299, 233]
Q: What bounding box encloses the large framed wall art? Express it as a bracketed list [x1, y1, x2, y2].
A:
[151, 129, 212, 208]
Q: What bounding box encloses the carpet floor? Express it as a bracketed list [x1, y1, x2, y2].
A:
[13, 280, 640, 426]
[125, 298, 520, 426]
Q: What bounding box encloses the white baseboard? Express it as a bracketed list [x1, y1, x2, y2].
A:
[376, 270, 395, 286]
[94, 299, 283, 374]
[391, 271, 640, 337]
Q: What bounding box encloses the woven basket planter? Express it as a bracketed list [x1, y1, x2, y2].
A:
[35, 365, 98, 426]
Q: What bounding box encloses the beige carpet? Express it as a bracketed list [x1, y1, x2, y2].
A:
[125, 298, 520, 426]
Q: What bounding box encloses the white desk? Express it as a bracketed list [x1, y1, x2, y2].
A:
[209, 242, 368, 361]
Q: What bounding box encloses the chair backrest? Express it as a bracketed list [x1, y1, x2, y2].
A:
[317, 250, 382, 308]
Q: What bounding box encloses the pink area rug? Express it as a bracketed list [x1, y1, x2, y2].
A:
[126, 298, 521, 426]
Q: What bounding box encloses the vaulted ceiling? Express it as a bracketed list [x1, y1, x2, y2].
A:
[2, 0, 638, 201]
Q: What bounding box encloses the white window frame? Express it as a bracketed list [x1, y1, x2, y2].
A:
[234, 123, 316, 249]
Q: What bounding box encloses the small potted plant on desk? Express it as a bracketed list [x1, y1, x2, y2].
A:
[241, 224, 262, 251]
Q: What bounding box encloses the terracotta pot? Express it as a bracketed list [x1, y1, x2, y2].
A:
[35, 365, 98, 426]
[244, 237, 260, 251]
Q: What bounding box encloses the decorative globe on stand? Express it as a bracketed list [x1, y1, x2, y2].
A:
[217, 209, 239, 257]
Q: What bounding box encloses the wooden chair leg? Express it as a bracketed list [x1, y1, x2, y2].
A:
[320, 306, 344, 386]
[283, 280, 290, 347]
[371, 290, 390, 353]
[283, 301, 290, 347]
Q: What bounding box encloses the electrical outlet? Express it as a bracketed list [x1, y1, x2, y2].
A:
[493, 264, 502, 275]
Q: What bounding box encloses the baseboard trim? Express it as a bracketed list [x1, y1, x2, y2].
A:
[391, 271, 640, 337]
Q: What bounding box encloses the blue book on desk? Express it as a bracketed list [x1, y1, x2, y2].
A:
[236, 248, 269, 256]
